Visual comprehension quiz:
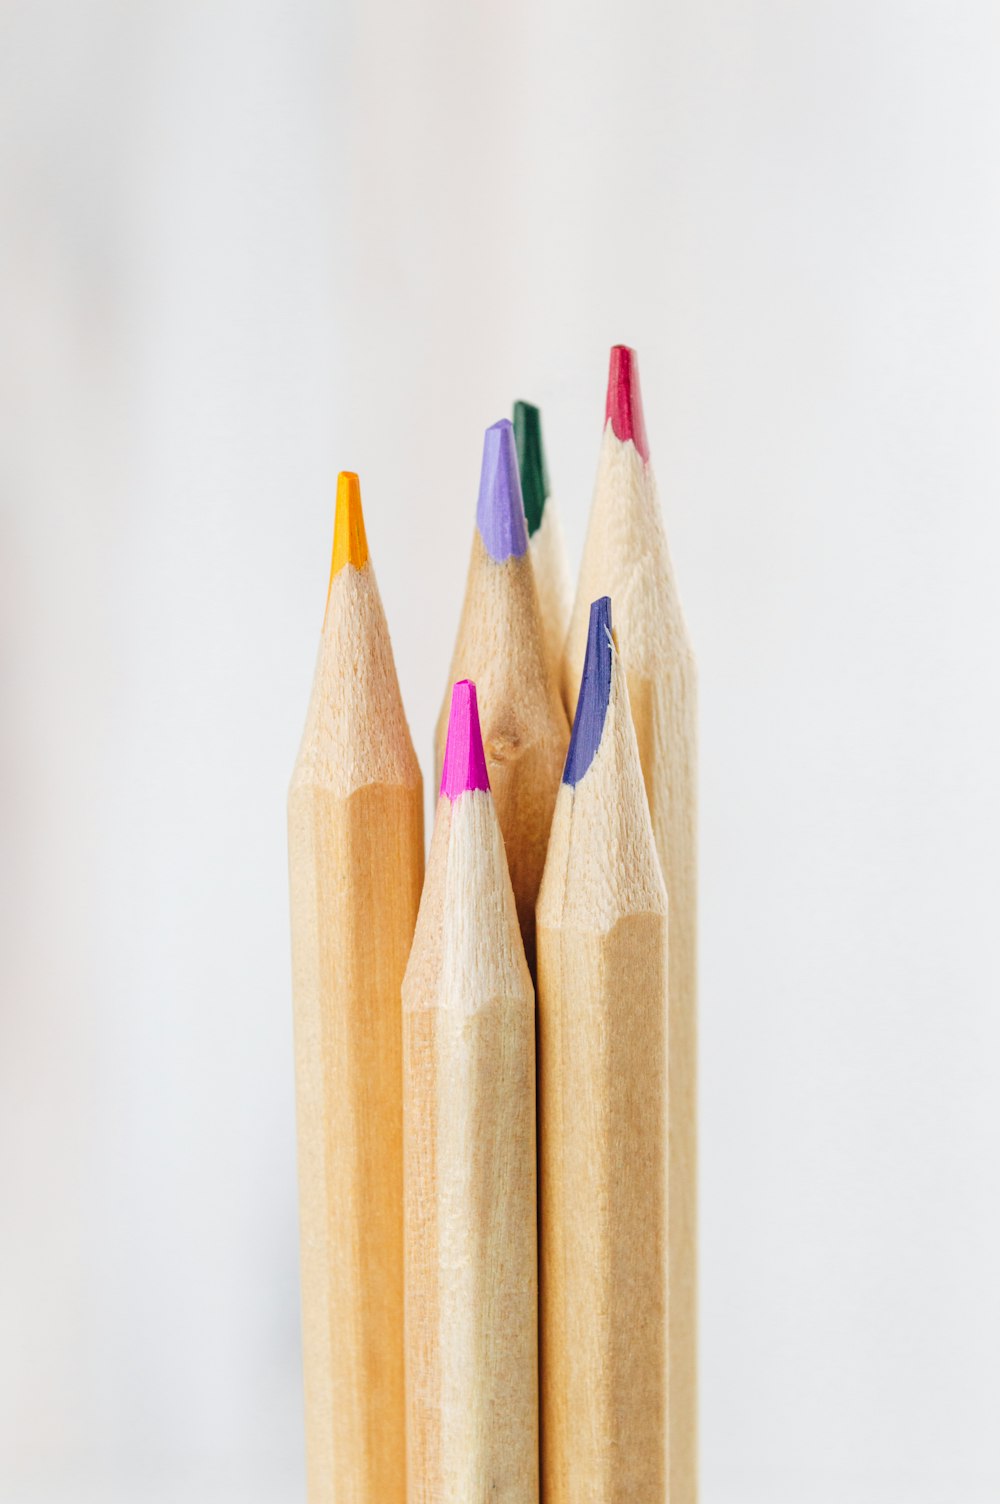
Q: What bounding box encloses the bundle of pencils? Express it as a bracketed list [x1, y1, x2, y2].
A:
[288, 347, 696, 1503]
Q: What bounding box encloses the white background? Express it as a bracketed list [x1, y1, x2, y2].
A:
[2, 2, 999, 1500]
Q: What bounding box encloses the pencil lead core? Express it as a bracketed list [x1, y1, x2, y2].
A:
[563, 597, 614, 786]
[605, 346, 650, 461]
[330, 471, 369, 580]
[440, 680, 491, 800]
[477, 419, 529, 562]
[512, 401, 550, 537]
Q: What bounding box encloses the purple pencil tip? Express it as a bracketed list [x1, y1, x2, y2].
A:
[476, 419, 529, 562]
[440, 680, 491, 800]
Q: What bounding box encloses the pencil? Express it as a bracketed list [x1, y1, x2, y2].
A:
[537, 596, 669, 1501]
[512, 399, 572, 694]
[435, 418, 569, 973]
[404, 679, 539, 1502]
[287, 472, 424, 1504]
[561, 346, 699, 1502]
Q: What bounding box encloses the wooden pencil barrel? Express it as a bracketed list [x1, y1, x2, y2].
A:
[403, 987, 537, 1500]
[628, 663, 699, 1504]
[403, 779, 539, 1503]
[562, 351, 698, 1502]
[288, 476, 423, 1504]
[288, 779, 423, 1502]
[537, 913, 669, 1501]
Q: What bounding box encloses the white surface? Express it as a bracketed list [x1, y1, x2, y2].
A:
[2, 1, 999, 1499]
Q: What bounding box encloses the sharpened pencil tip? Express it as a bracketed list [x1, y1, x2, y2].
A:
[563, 597, 614, 786]
[512, 401, 550, 537]
[605, 346, 650, 461]
[440, 680, 491, 800]
[330, 471, 369, 578]
[477, 419, 529, 562]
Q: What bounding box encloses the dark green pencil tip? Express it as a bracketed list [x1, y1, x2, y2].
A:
[512, 400, 550, 537]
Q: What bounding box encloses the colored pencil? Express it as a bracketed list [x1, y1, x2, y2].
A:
[435, 418, 569, 973]
[404, 679, 539, 1502]
[287, 472, 424, 1504]
[513, 399, 572, 694]
[537, 596, 669, 1501]
[561, 346, 698, 1500]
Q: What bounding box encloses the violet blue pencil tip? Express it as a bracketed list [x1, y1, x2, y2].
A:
[563, 597, 614, 787]
[440, 679, 491, 800]
[476, 419, 529, 562]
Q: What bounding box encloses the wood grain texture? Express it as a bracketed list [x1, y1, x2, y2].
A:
[403, 789, 538, 1504]
[529, 502, 573, 698]
[540, 615, 670, 1500]
[561, 422, 698, 1503]
[435, 534, 569, 974]
[288, 554, 423, 1504]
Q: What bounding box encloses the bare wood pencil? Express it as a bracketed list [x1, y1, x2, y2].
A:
[539, 595, 669, 1501]
[513, 399, 573, 697]
[288, 472, 424, 1503]
[405, 679, 538, 1503]
[561, 348, 698, 1502]
[434, 418, 569, 974]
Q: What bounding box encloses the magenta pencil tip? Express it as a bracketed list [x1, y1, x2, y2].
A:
[605, 345, 650, 461]
[440, 680, 491, 800]
[476, 419, 529, 562]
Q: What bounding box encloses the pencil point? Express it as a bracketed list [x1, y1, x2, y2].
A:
[605, 346, 650, 461]
[512, 401, 550, 537]
[330, 471, 369, 577]
[440, 680, 491, 800]
[563, 597, 613, 786]
[477, 419, 529, 562]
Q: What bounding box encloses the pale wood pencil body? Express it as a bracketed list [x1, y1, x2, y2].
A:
[529, 502, 573, 698]
[435, 535, 568, 972]
[562, 427, 698, 1502]
[288, 560, 423, 1504]
[538, 638, 669, 1503]
[404, 792, 538, 1503]
[539, 917, 667, 1500]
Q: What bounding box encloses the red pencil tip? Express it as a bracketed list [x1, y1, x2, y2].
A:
[605, 345, 650, 461]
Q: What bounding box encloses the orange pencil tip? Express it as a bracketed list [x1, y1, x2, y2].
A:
[330, 471, 369, 580]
